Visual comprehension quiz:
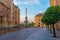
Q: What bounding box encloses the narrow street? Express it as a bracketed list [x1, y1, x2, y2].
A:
[0, 28, 52, 40]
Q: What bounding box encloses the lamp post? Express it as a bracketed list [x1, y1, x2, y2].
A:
[24, 8, 28, 28]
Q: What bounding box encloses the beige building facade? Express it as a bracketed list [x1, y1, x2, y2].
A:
[0, 0, 20, 26]
[50, 0, 60, 6]
[34, 13, 46, 28]
[13, 4, 20, 25]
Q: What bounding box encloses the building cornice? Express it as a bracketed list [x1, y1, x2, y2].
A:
[13, 4, 18, 8]
[0, 2, 10, 9]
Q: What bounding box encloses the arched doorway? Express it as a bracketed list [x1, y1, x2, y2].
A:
[38, 22, 40, 27]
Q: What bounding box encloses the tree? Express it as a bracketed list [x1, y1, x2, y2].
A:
[41, 6, 60, 37]
[28, 22, 34, 27]
[19, 23, 24, 28]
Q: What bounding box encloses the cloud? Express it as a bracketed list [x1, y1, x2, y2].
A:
[13, 0, 40, 5]
[13, 0, 18, 5]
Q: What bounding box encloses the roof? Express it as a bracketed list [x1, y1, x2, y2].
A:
[34, 13, 43, 18]
[36, 13, 43, 16]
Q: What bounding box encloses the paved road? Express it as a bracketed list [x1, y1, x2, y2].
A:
[0, 28, 52, 40]
[26, 28, 52, 40]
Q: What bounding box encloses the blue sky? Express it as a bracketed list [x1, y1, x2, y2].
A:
[13, 0, 50, 22]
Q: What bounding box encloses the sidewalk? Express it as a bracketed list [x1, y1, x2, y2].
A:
[25, 28, 52, 40]
[0, 28, 40, 40]
[51, 31, 60, 40]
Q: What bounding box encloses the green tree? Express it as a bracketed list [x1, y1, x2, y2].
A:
[28, 22, 34, 27]
[41, 6, 60, 37]
[19, 23, 24, 28]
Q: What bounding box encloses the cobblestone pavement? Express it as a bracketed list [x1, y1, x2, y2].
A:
[0, 28, 52, 40]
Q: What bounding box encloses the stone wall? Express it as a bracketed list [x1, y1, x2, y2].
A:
[0, 25, 21, 35]
[0, 0, 20, 26]
[0, 2, 10, 26]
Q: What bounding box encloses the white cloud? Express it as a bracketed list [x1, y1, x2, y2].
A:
[13, 0, 18, 5]
[13, 0, 40, 5]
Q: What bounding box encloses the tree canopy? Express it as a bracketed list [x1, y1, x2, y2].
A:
[28, 22, 34, 27]
[41, 6, 60, 37]
[41, 6, 60, 25]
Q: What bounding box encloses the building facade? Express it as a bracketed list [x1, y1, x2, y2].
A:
[50, 0, 60, 31]
[0, 0, 20, 26]
[34, 13, 46, 28]
[13, 4, 20, 25]
[50, 0, 60, 6]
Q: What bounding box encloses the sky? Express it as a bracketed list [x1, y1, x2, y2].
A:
[13, 0, 50, 22]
